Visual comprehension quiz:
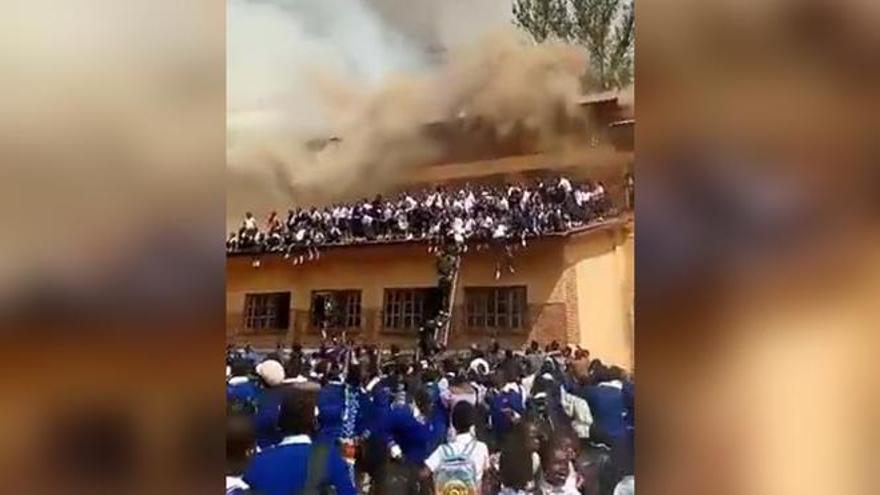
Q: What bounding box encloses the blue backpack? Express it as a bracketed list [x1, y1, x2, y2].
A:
[433, 440, 479, 495]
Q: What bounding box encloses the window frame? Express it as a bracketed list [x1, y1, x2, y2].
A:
[464, 286, 527, 332]
[309, 289, 363, 331]
[242, 292, 291, 331]
[382, 288, 432, 332]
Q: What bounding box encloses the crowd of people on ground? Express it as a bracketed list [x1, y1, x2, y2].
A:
[226, 339, 634, 495]
[227, 176, 615, 270]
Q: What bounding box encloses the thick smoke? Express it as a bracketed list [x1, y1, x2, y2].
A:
[366, 0, 516, 54]
[227, 0, 587, 226]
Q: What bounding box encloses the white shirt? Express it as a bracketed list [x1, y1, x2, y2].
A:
[614, 476, 635, 495]
[226, 476, 250, 493]
[452, 217, 465, 234]
[539, 479, 580, 495]
[599, 379, 624, 390]
[424, 432, 490, 483]
[538, 465, 579, 495]
[278, 434, 312, 446]
[464, 193, 475, 212]
[559, 177, 572, 192]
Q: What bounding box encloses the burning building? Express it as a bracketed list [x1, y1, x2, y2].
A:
[226, 93, 634, 368]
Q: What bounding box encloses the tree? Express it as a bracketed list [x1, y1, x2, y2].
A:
[513, 0, 635, 90]
[511, 0, 571, 43]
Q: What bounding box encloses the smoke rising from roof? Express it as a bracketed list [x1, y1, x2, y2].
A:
[227, 0, 587, 225]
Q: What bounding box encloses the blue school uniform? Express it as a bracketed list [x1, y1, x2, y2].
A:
[369, 384, 393, 448]
[317, 381, 345, 442]
[584, 381, 628, 441]
[244, 436, 356, 495]
[387, 403, 434, 465]
[622, 379, 635, 431]
[254, 386, 285, 449]
[618, 379, 635, 476]
[226, 377, 260, 406]
[426, 382, 450, 450]
[354, 387, 373, 437]
[487, 384, 525, 440]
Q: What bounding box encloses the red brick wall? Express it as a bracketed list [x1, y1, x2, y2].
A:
[562, 267, 581, 343]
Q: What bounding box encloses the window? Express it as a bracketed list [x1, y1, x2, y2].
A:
[383, 288, 430, 330]
[310, 290, 362, 329]
[465, 287, 527, 330]
[243, 292, 290, 330]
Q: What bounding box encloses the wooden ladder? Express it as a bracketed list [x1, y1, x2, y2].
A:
[439, 254, 461, 347]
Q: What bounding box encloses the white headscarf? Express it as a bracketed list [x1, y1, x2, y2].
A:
[255, 359, 285, 387]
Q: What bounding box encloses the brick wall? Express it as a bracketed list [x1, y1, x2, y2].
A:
[562, 267, 581, 343]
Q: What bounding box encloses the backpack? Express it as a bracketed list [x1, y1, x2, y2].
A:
[434, 440, 479, 495]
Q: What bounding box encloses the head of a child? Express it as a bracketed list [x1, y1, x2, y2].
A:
[278, 388, 317, 437]
[540, 439, 571, 488]
[451, 401, 475, 435]
[556, 430, 580, 462]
